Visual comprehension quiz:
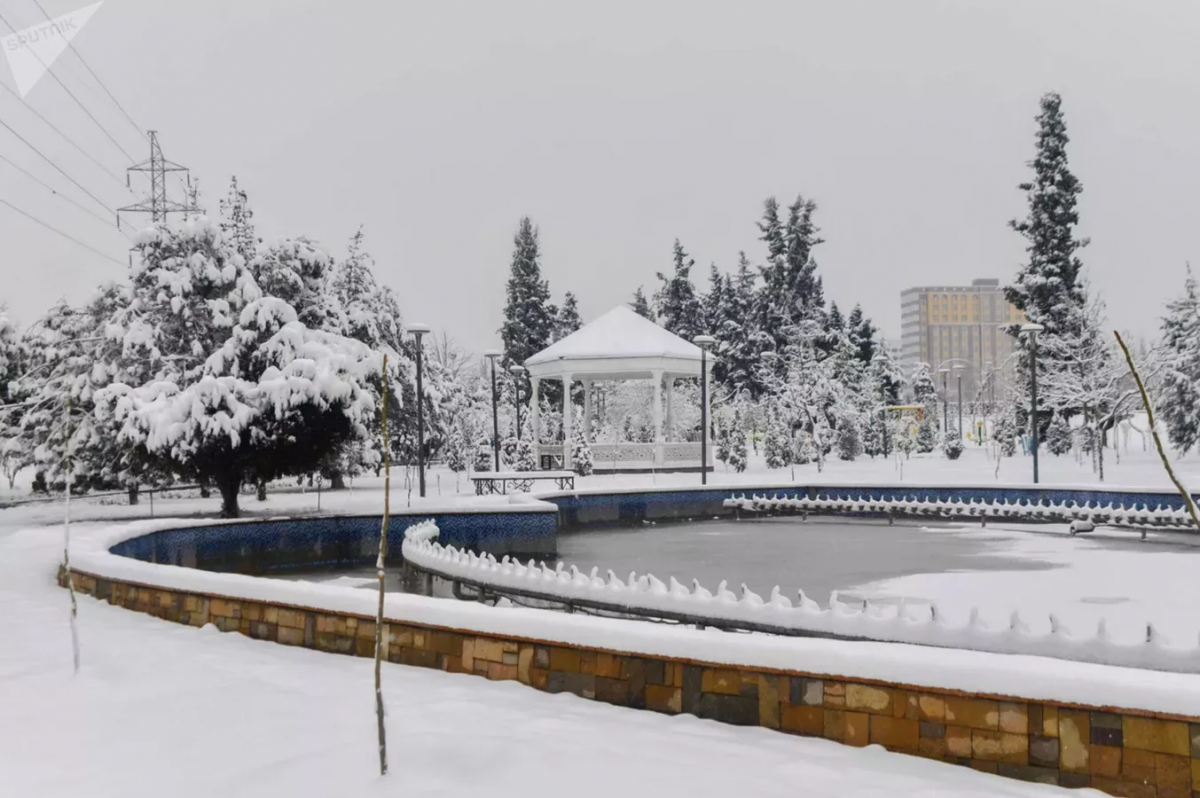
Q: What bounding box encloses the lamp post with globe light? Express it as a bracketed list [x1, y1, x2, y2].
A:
[406, 323, 431, 497]
[484, 350, 502, 472]
[1021, 323, 1046, 484]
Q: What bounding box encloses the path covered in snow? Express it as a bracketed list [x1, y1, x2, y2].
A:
[0, 518, 1089, 797]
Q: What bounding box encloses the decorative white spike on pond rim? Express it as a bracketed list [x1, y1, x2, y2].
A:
[1049, 613, 1067, 637]
[1146, 622, 1166, 646]
[717, 580, 738, 603]
[968, 607, 983, 630]
[740, 584, 764, 607]
[669, 576, 690, 598]
[1009, 610, 1030, 635]
[769, 586, 791, 609]
[692, 579, 713, 601]
[1095, 618, 1110, 644]
[930, 604, 939, 622]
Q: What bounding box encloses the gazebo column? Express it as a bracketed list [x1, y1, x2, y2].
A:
[664, 376, 675, 442]
[652, 369, 664, 467]
[561, 373, 573, 469]
[530, 377, 541, 465]
[582, 379, 592, 442]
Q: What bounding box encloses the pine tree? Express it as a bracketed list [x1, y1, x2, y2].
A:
[654, 239, 705, 341]
[630, 286, 654, 320]
[847, 304, 878, 366]
[1006, 93, 1088, 338]
[555, 292, 582, 341]
[837, 420, 864, 461]
[571, 425, 594, 476]
[725, 408, 749, 472]
[756, 194, 825, 377]
[763, 410, 791, 470]
[1046, 414, 1073, 456]
[720, 254, 765, 397]
[501, 217, 557, 367]
[1159, 268, 1200, 453]
[916, 415, 938, 454]
[219, 176, 257, 262]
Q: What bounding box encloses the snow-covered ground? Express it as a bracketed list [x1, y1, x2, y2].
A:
[1, 519, 1090, 798]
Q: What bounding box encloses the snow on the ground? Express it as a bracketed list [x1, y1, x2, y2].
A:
[0, 522, 1086, 798]
[855, 522, 1200, 647]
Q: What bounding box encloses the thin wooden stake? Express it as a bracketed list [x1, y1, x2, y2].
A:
[373, 354, 390, 776]
[63, 397, 80, 674]
[1114, 331, 1200, 530]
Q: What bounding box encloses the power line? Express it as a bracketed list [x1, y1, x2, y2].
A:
[31, 0, 147, 146]
[0, 150, 128, 234]
[0, 110, 116, 216]
[0, 9, 139, 163]
[0, 81, 130, 190]
[0, 197, 124, 266]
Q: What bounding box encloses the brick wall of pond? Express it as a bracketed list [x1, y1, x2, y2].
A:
[64, 568, 1200, 797]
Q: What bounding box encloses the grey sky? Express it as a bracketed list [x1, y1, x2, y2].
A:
[1, 0, 1197, 353]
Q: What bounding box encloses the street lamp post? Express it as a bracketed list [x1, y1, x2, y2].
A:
[954, 364, 964, 439]
[510, 364, 526, 441]
[407, 323, 431, 498]
[1021, 324, 1045, 484]
[693, 335, 715, 485]
[872, 353, 889, 457]
[484, 350, 502, 472]
[937, 367, 950, 435]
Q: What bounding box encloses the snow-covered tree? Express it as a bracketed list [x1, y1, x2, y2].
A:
[1045, 415, 1072, 456]
[630, 286, 654, 320]
[571, 425, 594, 476]
[654, 239, 705, 342]
[501, 217, 557, 367]
[95, 221, 377, 517]
[555, 292, 582, 342]
[1159, 268, 1200, 455]
[718, 255, 765, 397]
[473, 444, 493, 472]
[0, 309, 24, 488]
[942, 432, 964, 461]
[836, 418, 864, 461]
[762, 409, 791, 470]
[916, 414, 938, 454]
[1006, 92, 1088, 339]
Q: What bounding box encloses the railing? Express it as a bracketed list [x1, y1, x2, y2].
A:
[401, 513, 1200, 675]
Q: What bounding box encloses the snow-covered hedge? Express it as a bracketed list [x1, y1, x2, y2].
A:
[401, 520, 1200, 674]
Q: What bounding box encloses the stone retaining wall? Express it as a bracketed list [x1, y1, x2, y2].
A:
[63, 568, 1200, 797]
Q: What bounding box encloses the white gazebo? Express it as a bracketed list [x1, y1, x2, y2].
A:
[524, 305, 713, 472]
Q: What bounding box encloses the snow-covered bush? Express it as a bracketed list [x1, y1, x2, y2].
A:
[473, 445, 493, 472]
[942, 432, 964, 460]
[792, 433, 815, 465]
[445, 424, 468, 473]
[513, 438, 536, 472]
[763, 415, 790, 469]
[994, 414, 1017, 457]
[836, 419, 864, 461]
[571, 428, 594, 476]
[1046, 414, 1073, 456]
[501, 435, 519, 467]
[916, 413, 938, 453]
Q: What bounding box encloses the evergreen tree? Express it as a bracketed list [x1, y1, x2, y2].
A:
[571, 425, 594, 476]
[847, 304, 878, 365]
[1159, 268, 1200, 453]
[837, 419, 864, 461]
[654, 239, 705, 341]
[219, 176, 257, 262]
[720, 254, 765, 397]
[500, 217, 557, 367]
[916, 415, 938, 454]
[762, 410, 791, 469]
[910, 362, 937, 405]
[703, 263, 728, 339]
[1046, 414, 1073, 456]
[725, 408, 749, 472]
[555, 291, 582, 341]
[1005, 93, 1088, 338]
[942, 432, 964, 461]
[630, 286, 654, 320]
[756, 194, 825, 375]
[826, 302, 845, 334]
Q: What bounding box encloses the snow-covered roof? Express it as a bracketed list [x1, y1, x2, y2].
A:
[524, 306, 708, 380]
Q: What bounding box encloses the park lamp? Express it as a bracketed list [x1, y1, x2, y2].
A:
[693, 335, 715, 485]
[1020, 323, 1045, 336]
[484, 350, 503, 472]
[406, 323, 431, 497]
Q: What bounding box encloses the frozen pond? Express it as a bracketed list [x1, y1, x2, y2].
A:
[556, 516, 1058, 607]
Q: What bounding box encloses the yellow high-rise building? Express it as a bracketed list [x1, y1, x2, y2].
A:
[899, 278, 1025, 404]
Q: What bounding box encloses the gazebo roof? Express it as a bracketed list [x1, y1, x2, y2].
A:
[524, 305, 709, 380]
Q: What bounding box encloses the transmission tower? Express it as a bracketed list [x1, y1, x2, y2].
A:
[117, 131, 200, 225]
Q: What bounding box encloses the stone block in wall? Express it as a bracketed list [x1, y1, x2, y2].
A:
[823, 682, 846, 709]
[580, 651, 597, 675]
[698, 694, 758, 727]
[400, 648, 438, 669]
[277, 608, 305, 629]
[944, 697, 1000, 731]
[595, 677, 628, 706]
[534, 647, 550, 669]
[1088, 744, 1121, 778]
[1154, 752, 1191, 795]
[870, 716, 919, 751]
[517, 647, 534, 684]
[530, 668, 548, 691]
[823, 709, 846, 741]
[1057, 772, 1091, 790]
[996, 763, 1060, 786]
[442, 655, 465, 674]
[1028, 734, 1059, 768]
[595, 653, 621, 679]
[548, 671, 595, 698]
[846, 684, 893, 715]
[315, 633, 353, 655]
[917, 737, 946, 760]
[645, 685, 681, 714]
[278, 626, 304, 646]
[999, 702, 1028, 734]
[946, 725, 972, 758]
[758, 675, 781, 729]
[790, 678, 822, 707]
[681, 665, 702, 715]
[1091, 777, 1157, 798]
[1122, 716, 1190, 757]
[1091, 711, 1123, 747]
[549, 647, 581, 673]
[1058, 710, 1091, 772]
[780, 705, 823, 736]
[845, 712, 869, 747]
[969, 760, 999, 775]
[1120, 747, 1155, 785]
[970, 730, 1027, 764]
[486, 662, 518, 681]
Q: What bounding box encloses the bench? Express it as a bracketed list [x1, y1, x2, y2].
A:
[469, 471, 576, 495]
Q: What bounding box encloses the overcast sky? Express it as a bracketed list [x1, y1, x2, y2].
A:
[1, 0, 1197, 352]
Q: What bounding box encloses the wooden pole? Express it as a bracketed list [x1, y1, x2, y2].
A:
[1114, 331, 1200, 529]
[373, 355, 390, 776]
[63, 397, 80, 674]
